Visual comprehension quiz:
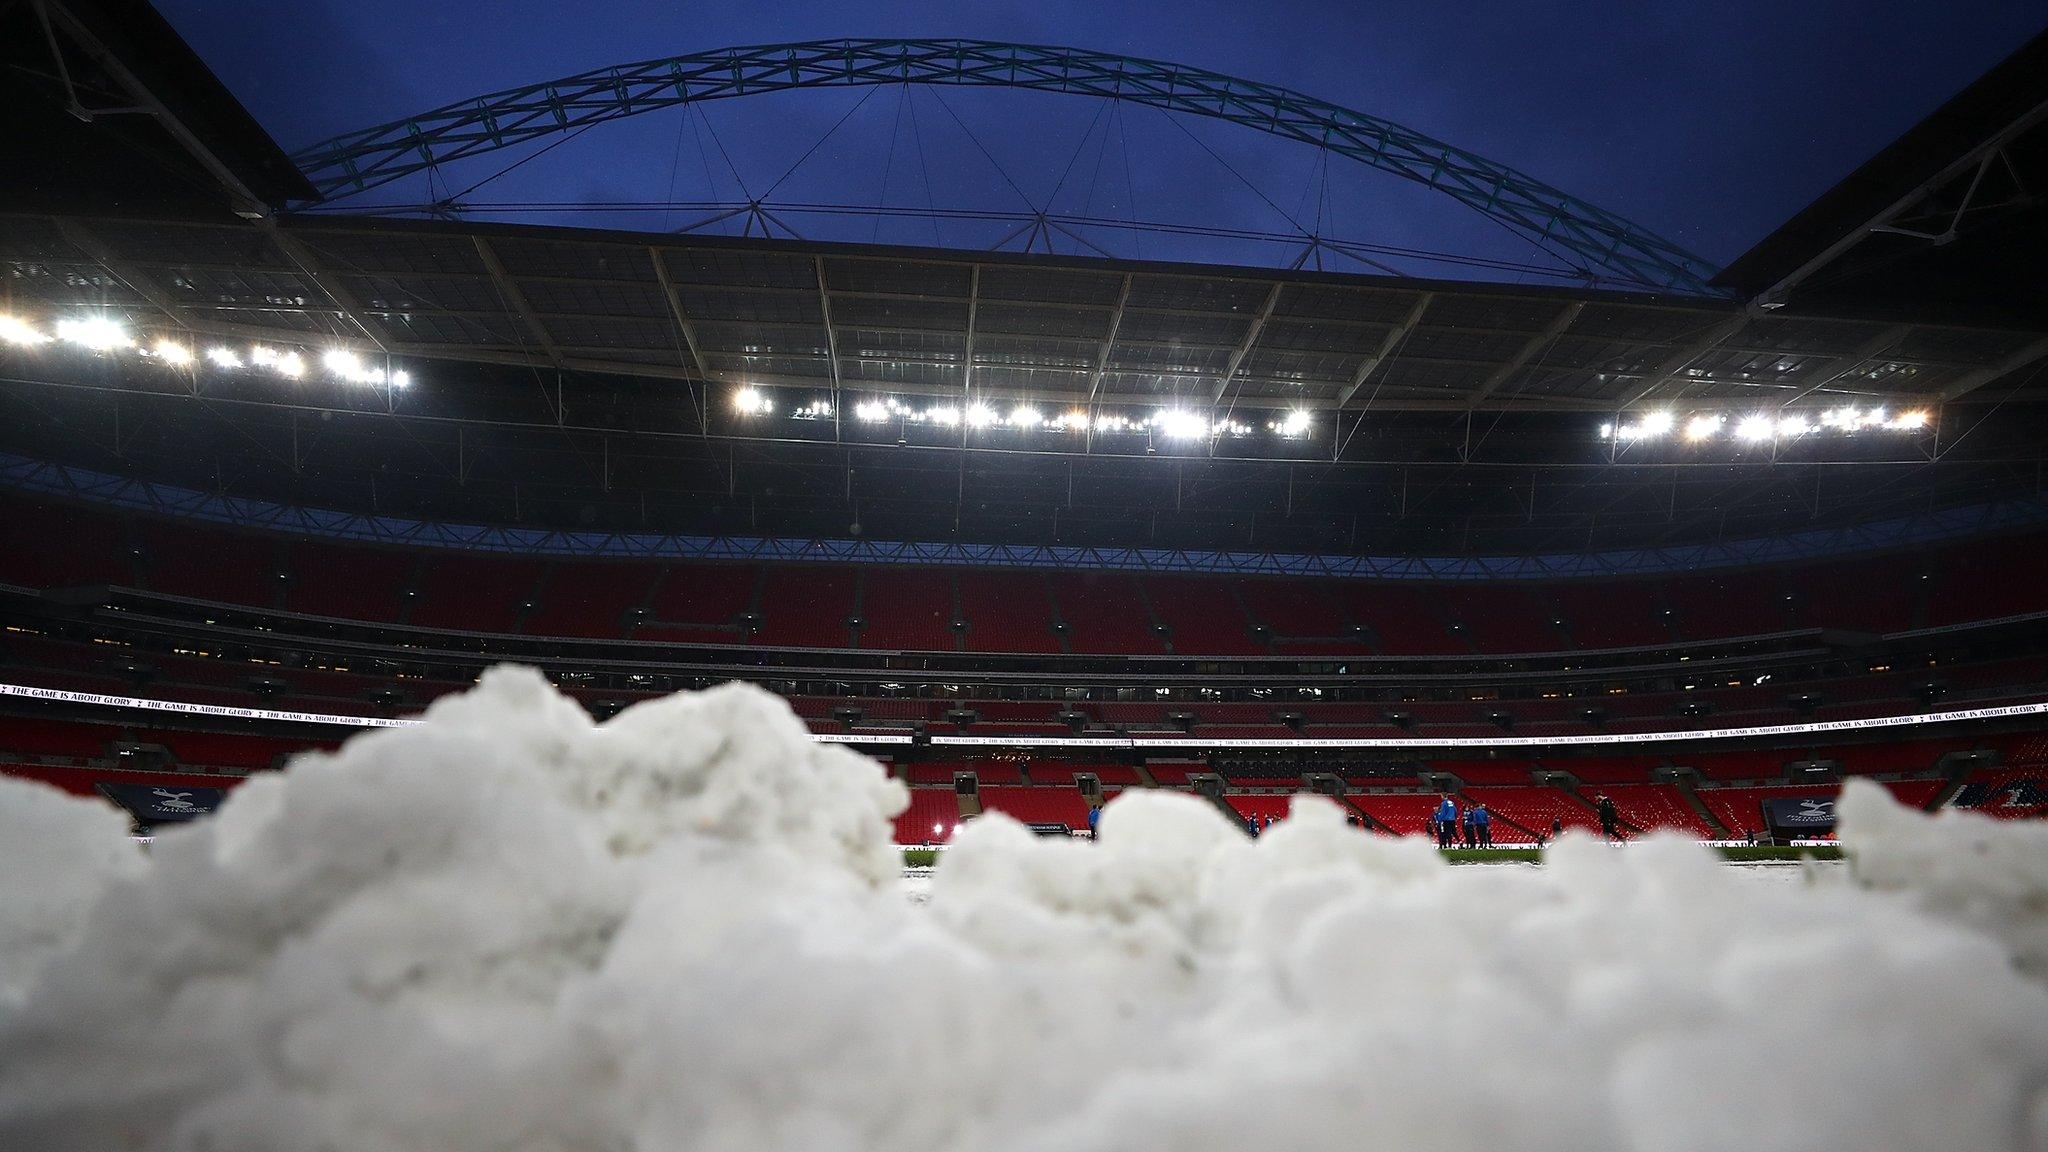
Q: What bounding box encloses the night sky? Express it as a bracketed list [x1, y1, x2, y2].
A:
[158, 0, 2039, 276]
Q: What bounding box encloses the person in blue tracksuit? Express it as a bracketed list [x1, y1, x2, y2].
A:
[1472, 803, 1492, 848]
[1434, 794, 1458, 849]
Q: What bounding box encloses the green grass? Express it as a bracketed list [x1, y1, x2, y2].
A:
[901, 844, 1843, 868]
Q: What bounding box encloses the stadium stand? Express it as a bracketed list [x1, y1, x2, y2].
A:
[522, 561, 660, 639]
[976, 786, 1091, 829]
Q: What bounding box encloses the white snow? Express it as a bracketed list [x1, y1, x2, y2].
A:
[2, 668, 2045, 1151]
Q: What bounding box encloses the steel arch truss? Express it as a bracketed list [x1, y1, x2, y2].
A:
[292, 38, 1723, 294]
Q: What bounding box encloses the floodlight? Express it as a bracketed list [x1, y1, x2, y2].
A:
[1636, 410, 1674, 437]
[54, 316, 130, 351]
[151, 339, 193, 365]
[1891, 409, 1930, 430]
[1009, 405, 1043, 428]
[733, 388, 770, 415]
[965, 402, 997, 428]
[1683, 413, 1723, 442]
[854, 399, 889, 422]
[1275, 409, 1311, 436]
[0, 315, 50, 346]
[1156, 409, 1209, 440]
[1734, 414, 1774, 442]
[206, 347, 242, 369]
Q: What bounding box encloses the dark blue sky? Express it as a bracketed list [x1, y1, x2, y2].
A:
[161, 0, 2040, 274]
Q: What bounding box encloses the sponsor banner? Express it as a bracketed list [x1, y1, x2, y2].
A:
[0, 683, 914, 741]
[3, 682, 2044, 751]
[1764, 796, 1837, 829]
[931, 734, 1132, 748]
[98, 782, 226, 823]
[0, 682, 413, 728]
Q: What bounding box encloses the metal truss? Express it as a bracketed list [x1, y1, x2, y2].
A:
[291, 39, 1724, 294]
[9, 451, 2044, 581]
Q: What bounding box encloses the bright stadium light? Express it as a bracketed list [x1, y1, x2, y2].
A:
[0, 315, 50, 346]
[322, 348, 396, 385]
[1156, 409, 1209, 440]
[927, 404, 961, 427]
[733, 388, 770, 415]
[1683, 413, 1723, 442]
[854, 399, 889, 423]
[151, 339, 193, 366]
[55, 316, 130, 351]
[1638, 410, 1675, 438]
[965, 402, 997, 429]
[1891, 409, 1930, 430]
[1735, 414, 1774, 442]
[1777, 414, 1813, 437]
[1273, 408, 1312, 436]
[206, 346, 242, 369]
[1008, 405, 1043, 428]
[389, 370, 411, 389]
[249, 346, 305, 378]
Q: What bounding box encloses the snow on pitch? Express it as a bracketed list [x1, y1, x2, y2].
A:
[2, 668, 2046, 1151]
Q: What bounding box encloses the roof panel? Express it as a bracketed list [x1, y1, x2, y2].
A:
[1421, 294, 1576, 332]
[976, 265, 1124, 305]
[491, 237, 654, 282]
[1115, 310, 1247, 346]
[676, 287, 821, 324]
[3, 260, 147, 307]
[372, 310, 530, 345]
[95, 221, 290, 269]
[976, 302, 1110, 339]
[298, 229, 489, 276]
[1259, 317, 1388, 355]
[829, 296, 968, 331]
[1125, 274, 1271, 313]
[539, 314, 674, 351]
[517, 279, 670, 320]
[343, 273, 505, 315]
[659, 248, 815, 289]
[1277, 284, 1427, 324]
[824, 257, 971, 297]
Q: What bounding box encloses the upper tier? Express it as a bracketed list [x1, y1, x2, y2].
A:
[3, 492, 2044, 659]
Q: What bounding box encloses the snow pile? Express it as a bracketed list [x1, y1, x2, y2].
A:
[0, 776, 144, 1005]
[1838, 777, 2048, 976]
[4, 669, 2047, 1151]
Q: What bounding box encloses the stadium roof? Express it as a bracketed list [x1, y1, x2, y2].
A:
[5, 213, 2046, 416]
[4, 2, 2048, 558]
[1717, 28, 2048, 328]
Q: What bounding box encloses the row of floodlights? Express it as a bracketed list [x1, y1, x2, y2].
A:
[1602, 406, 1930, 443]
[734, 388, 1314, 439]
[0, 314, 410, 388]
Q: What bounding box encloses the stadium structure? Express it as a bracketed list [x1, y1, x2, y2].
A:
[3, 1, 2047, 846]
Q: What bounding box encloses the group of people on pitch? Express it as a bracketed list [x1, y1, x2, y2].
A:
[1427, 793, 1492, 849]
[1428, 791, 1628, 849]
